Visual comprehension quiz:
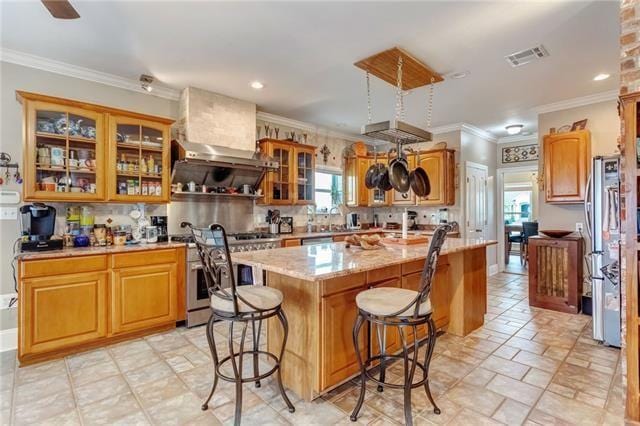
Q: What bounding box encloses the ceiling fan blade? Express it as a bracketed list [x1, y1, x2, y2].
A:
[41, 0, 80, 19]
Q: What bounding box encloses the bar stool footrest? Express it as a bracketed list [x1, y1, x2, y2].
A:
[215, 350, 280, 383]
[362, 354, 429, 390]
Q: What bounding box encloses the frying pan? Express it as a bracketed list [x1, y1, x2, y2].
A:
[409, 155, 431, 197]
[365, 150, 387, 189]
[388, 143, 410, 193]
[376, 151, 393, 191]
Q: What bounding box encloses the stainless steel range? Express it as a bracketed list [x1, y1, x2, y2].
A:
[173, 231, 280, 327]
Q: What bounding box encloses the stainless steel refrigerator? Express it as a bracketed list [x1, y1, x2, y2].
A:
[585, 155, 621, 347]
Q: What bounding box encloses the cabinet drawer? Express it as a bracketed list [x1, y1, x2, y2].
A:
[366, 265, 400, 283]
[21, 255, 107, 279]
[111, 249, 178, 269]
[402, 259, 425, 275]
[321, 272, 366, 297]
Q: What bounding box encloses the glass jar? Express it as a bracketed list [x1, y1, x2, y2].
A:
[114, 231, 127, 246]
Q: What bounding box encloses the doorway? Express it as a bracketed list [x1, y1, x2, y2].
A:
[497, 166, 539, 274]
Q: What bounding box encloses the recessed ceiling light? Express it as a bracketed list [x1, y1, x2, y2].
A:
[593, 73, 610, 81]
[505, 124, 524, 135]
[447, 71, 470, 79]
[250, 81, 264, 90]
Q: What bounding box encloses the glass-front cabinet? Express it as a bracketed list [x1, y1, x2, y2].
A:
[18, 91, 173, 203]
[258, 139, 316, 205]
[108, 116, 169, 202]
[23, 99, 105, 201]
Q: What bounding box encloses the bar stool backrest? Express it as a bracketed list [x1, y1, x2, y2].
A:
[181, 222, 245, 316]
[412, 224, 451, 317]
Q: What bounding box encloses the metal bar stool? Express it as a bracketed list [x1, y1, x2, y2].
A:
[350, 225, 450, 426]
[181, 222, 295, 426]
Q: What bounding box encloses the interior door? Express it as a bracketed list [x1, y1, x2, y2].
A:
[466, 163, 488, 239]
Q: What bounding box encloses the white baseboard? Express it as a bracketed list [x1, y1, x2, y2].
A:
[488, 264, 499, 276]
[0, 328, 17, 352]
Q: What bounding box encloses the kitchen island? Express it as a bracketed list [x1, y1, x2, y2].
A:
[232, 237, 496, 401]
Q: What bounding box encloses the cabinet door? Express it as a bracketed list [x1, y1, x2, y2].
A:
[418, 151, 444, 205]
[543, 131, 590, 203]
[344, 156, 358, 207]
[370, 279, 402, 355]
[269, 144, 294, 204]
[111, 263, 177, 334]
[392, 154, 417, 205]
[321, 287, 367, 389]
[357, 157, 370, 207]
[20, 272, 107, 357]
[108, 116, 170, 203]
[295, 148, 315, 204]
[24, 100, 106, 201]
[282, 238, 301, 247]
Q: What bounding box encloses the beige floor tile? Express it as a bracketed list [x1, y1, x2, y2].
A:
[444, 382, 505, 417]
[109, 339, 154, 359]
[110, 411, 150, 426]
[66, 349, 112, 371]
[522, 368, 553, 389]
[448, 407, 503, 425]
[13, 388, 75, 425]
[70, 359, 120, 387]
[526, 408, 574, 425]
[480, 355, 530, 380]
[236, 402, 290, 426]
[125, 361, 174, 388]
[512, 350, 560, 373]
[492, 398, 531, 425]
[79, 391, 142, 425]
[534, 391, 604, 426]
[15, 359, 66, 385]
[134, 375, 190, 407]
[461, 367, 496, 387]
[113, 349, 161, 372]
[146, 391, 204, 424]
[13, 373, 70, 406]
[0, 371, 14, 392]
[542, 346, 570, 361]
[486, 374, 542, 406]
[75, 374, 130, 407]
[492, 344, 520, 360]
[505, 336, 548, 355]
[183, 411, 223, 426]
[36, 408, 82, 425]
[145, 331, 190, 353]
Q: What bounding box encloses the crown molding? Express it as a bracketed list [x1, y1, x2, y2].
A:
[461, 123, 498, 143]
[497, 133, 539, 144]
[533, 89, 618, 114]
[0, 48, 181, 101]
[429, 122, 464, 135]
[256, 111, 366, 143]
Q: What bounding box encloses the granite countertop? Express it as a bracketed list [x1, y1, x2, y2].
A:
[17, 241, 187, 261]
[280, 228, 458, 240]
[231, 238, 497, 281]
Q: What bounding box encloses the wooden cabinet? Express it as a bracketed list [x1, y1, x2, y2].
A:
[18, 91, 173, 203]
[344, 155, 391, 207]
[19, 271, 108, 357]
[282, 238, 301, 247]
[108, 116, 171, 202]
[111, 263, 177, 334]
[258, 139, 316, 205]
[321, 287, 367, 389]
[17, 247, 184, 364]
[543, 130, 590, 203]
[528, 236, 583, 314]
[417, 149, 455, 206]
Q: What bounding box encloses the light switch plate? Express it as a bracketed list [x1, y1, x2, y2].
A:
[0, 207, 17, 220]
[575, 222, 584, 232]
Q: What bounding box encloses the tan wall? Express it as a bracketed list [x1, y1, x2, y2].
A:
[537, 99, 620, 238]
[0, 62, 179, 331]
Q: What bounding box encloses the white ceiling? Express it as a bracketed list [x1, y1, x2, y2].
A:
[0, 1, 620, 138]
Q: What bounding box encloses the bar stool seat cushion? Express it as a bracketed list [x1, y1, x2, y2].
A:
[356, 287, 432, 317]
[211, 286, 283, 313]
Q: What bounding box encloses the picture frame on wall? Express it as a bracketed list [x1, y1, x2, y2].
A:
[571, 119, 588, 131]
[501, 144, 539, 164]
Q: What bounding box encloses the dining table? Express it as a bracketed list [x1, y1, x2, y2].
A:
[505, 223, 523, 263]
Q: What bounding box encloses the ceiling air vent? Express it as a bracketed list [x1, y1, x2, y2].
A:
[505, 45, 549, 67]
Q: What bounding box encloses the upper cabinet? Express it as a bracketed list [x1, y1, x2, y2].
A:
[417, 148, 455, 206]
[258, 138, 316, 205]
[108, 116, 170, 203]
[18, 91, 173, 203]
[344, 155, 391, 207]
[543, 130, 590, 203]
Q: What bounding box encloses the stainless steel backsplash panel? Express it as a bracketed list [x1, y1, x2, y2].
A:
[167, 199, 254, 235]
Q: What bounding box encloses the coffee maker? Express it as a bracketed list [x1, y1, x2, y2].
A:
[19, 203, 63, 251]
[150, 216, 168, 242]
[346, 213, 361, 230]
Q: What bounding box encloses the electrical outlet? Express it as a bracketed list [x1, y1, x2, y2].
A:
[0, 207, 17, 220]
[576, 222, 584, 232]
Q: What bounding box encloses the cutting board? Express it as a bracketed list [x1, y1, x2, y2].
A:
[381, 235, 429, 245]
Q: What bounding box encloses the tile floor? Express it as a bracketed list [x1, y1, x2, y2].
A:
[0, 273, 624, 425]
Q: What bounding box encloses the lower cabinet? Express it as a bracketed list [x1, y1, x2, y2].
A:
[20, 271, 108, 357]
[18, 247, 184, 364]
[111, 263, 177, 334]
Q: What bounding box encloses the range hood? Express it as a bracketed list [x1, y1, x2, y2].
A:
[171, 140, 278, 190]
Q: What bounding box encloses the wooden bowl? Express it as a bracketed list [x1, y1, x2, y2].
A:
[539, 230, 573, 238]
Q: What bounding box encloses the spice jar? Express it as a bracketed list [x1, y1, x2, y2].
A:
[94, 224, 107, 246]
[114, 231, 127, 246]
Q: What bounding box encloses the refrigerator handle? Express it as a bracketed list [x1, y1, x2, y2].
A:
[584, 170, 593, 240]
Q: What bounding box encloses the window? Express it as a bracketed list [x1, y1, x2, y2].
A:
[504, 190, 532, 224]
[315, 171, 343, 213]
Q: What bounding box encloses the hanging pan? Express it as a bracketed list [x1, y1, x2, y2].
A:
[409, 151, 431, 197]
[376, 151, 393, 191]
[388, 142, 410, 193]
[364, 150, 385, 189]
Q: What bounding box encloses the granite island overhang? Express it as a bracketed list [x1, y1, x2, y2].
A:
[231, 238, 497, 401]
